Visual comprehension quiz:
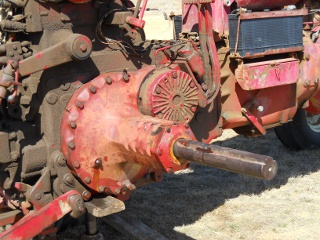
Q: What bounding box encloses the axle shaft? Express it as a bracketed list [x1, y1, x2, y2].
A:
[173, 139, 277, 180]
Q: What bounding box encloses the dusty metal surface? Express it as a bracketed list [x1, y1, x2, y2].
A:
[0, 190, 84, 240]
[1, 0, 320, 239]
[236, 0, 300, 10]
[173, 139, 277, 180]
[236, 58, 299, 90]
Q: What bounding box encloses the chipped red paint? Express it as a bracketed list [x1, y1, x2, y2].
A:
[183, 1, 230, 37]
[236, 0, 300, 10]
[0, 191, 83, 240]
[36, 52, 44, 59]
[236, 58, 299, 90]
[60, 66, 196, 196]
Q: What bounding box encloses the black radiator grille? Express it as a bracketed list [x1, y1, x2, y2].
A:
[229, 14, 303, 57]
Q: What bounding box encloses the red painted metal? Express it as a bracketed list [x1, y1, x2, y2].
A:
[126, 16, 146, 28]
[0, 190, 84, 240]
[183, 1, 230, 37]
[236, 58, 299, 90]
[60, 66, 196, 196]
[4, 0, 320, 238]
[238, 8, 308, 19]
[236, 0, 300, 10]
[138, 68, 204, 122]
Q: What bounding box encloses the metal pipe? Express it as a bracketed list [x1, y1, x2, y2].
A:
[85, 212, 98, 235]
[133, 0, 142, 18]
[173, 139, 277, 180]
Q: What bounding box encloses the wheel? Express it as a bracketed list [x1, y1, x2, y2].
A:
[275, 108, 320, 149]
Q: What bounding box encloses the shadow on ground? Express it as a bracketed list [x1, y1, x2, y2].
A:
[58, 130, 320, 239]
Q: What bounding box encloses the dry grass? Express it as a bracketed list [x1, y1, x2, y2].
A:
[58, 129, 320, 240]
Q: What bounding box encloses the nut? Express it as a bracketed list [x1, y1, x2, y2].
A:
[77, 102, 84, 109]
[89, 86, 97, 94]
[84, 177, 91, 184]
[106, 76, 112, 85]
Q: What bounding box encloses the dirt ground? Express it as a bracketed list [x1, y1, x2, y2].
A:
[58, 129, 320, 240]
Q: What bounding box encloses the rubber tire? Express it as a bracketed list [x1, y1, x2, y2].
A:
[275, 108, 320, 149]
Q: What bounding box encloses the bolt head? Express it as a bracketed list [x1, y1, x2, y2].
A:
[82, 190, 91, 200]
[99, 186, 106, 193]
[77, 102, 84, 109]
[64, 174, 74, 185]
[73, 161, 80, 169]
[68, 142, 75, 150]
[57, 156, 66, 166]
[69, 121, 77, 129]
[90, 86, 96, 94]
[35, 193, 42, 200]
[84, 177, 91, 184]
[94, 158, 102, 168]
[106, 76, 112, 85]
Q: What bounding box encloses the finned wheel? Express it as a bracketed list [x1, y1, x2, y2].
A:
[275, 108, 320, 149]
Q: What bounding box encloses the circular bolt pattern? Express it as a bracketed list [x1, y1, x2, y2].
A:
[150, 70, 199, 123]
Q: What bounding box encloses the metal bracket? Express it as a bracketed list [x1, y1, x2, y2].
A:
[0, 190, 85, 240]
[241, 107, 266, 135]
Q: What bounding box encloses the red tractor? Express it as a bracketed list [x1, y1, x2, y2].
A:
[0, 0, 318, 238]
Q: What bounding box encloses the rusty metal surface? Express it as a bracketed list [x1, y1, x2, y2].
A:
[239, 8, 308, 20]
[18, 34, 92, 77]
[236, 58, 299, 90]
[236, 0, 300, 10]
[0, 210, 23, 228]
[3, 0, 320, 238]
[173, 139, 278, 180]
[182, 1, 230, 37]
